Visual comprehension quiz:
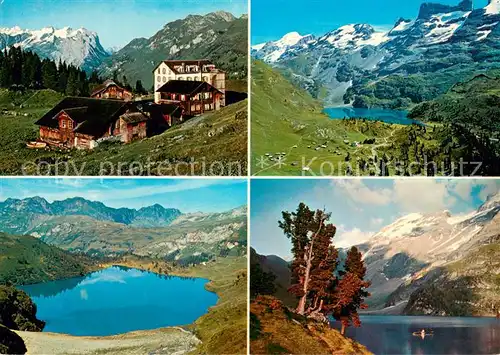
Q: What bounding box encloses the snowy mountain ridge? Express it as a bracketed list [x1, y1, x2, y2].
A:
[252, 0, 500, 106]
[359, 191, 500, 311]
[0, 26, 109, 71]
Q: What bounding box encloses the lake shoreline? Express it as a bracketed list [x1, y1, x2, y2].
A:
[323, 106, 424, 126]
[333, 314, 500, 354]
[14, 256, 247, 354]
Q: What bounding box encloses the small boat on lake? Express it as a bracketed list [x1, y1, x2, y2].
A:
[26, 141, 47, 149]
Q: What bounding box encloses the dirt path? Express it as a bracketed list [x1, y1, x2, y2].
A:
[15, 327, 200, 355]
[371, 129, 396, 158]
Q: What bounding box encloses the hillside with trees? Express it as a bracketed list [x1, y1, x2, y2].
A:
[250, 203, 372, 354]
[0, 47, 101, 96]
[0, 232, 94, 286]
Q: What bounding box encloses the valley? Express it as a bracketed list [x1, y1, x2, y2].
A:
[252, 0, 500, 176]
[0, 11, 248, 176]
[251, 60, 455, 176]
[0, 179, 248, 354]
[0, 196, 247, 262]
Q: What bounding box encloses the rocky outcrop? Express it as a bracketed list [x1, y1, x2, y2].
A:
[417, 0, 472, 20]
[0, 286, 45, 332]
[0, 325, 27, 355]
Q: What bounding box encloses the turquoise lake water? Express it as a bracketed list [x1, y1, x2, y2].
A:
[333, 315, 500, 354]
[324, 107, 423, 125]
[19, 266, 218, 336]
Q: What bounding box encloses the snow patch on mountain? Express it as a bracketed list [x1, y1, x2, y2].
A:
[485, 0, 500, 15]
[320, 24, 389, 49]
[423, 11, 471, 44]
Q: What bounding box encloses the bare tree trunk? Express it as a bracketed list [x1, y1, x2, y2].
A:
[296, 219, 324, 315]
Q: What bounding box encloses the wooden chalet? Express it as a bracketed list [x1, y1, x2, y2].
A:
[35, 97, 154, 149]
[155, 80, 222, 116]
[90, 80, 133, 101]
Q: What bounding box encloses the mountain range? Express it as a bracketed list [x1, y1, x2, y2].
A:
[0, 26, 109, 71]
[0, 197, 247, 261]
[253, 192, 500, 316]
[98, 11, 248, 88]
[359, 192, 500, 315]
[252, 0, 500, 107]
[0, 11, 248, 87]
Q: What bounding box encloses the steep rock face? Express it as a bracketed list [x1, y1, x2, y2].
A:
[0, 197, 181, 228]
[0, 26, 109, 71]
[98, 11, 248, 87]
[417, 0, 472, 20]
[0, 197, 246, 262]
[361, 193, 500, 314]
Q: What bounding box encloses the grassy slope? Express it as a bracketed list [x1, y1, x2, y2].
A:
[250, 296, 372, 355]
[107, 256, 248, 355]
[0, 88, 247, 176]
[251, 60, 398, 176]
[0, 232, 94, 285]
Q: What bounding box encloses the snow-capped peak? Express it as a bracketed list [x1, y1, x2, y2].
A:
[252, 31, 315, 63]
[485, 0, 500, 15]
[277, 31, 307, 46]
[320, 23, 390, 49]
[0, 25, 108, 70]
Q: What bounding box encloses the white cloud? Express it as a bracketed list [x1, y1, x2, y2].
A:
[333, 180, 392, 206]
[334, 179, 498, 215]
[392, 179, 456, 212]
[335, 225, 374, 248]
[80, 289, 88, 300]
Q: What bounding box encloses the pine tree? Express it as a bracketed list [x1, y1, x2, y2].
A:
[331, 247, 371, 335]
[135, 79, 145, 94]
[279, 204, 337, 316]
[280, 204, 370, 334]
[41, 60, 58, 90]
[66, 70, 79, 96]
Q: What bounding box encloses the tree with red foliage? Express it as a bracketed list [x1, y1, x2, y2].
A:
[330, 246, 371, 335]
[279, 203, 370, 335]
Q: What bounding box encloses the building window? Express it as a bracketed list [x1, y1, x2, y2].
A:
[202, 76, 208, 82]
[68, 120, 73, 129]
[163, 76, 167, 82]
[187, 77, 192, 81]
[181, 95, 186, 101]
[157, 69, 160, 74]
[157, 76, 161, 82]
[162, 68, 166, 74]
[61, 120, 66, 128]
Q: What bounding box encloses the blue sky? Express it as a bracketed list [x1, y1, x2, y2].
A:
[0, 0, 247, 49]
[0, 178, 247, 213]
[251, 179, 500, 259]
[251, 0, 489, 44]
